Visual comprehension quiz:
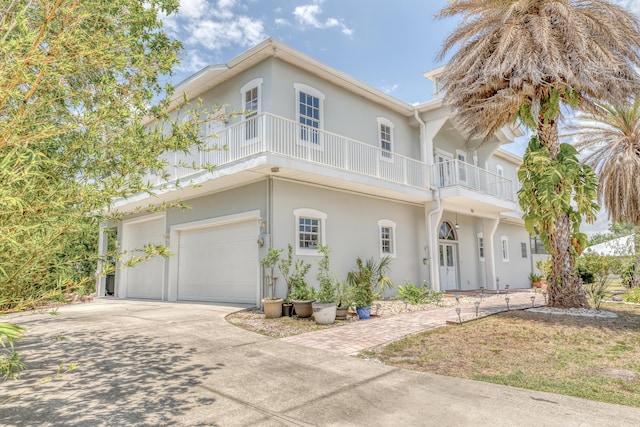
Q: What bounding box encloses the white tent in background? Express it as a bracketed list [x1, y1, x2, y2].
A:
[584, 235, 635, 257]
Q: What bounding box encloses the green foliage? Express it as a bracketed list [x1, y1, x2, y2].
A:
[623, 287, 640, 303]
[0, 322, 26, 380]
[528, 273, 542, 282]
[315, 244, 336, 303]
[584, 281, 609, 311]
[0, 1, 227, 311]
[589, 222, 637, 246]
[396, 281, 442, 305]
[335, 280, 354, 308]
[260, 248, 282, 269]
[622, 263, 636, 289]
[277, 245, 313, 301]
[576, 253, 622, 285]
[518, 136, 599, 257]
[347, 257, 393, 308]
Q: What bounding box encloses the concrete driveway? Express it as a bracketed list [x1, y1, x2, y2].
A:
[1, 300, 639, 426]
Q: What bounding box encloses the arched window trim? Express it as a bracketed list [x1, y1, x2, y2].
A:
[438, 221, 457, 241]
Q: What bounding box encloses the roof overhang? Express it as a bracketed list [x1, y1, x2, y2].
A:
[169, 38, 415, 117]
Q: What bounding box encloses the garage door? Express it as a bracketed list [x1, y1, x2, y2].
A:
[122, 216, 165, 299]
[177, 219, 258, 303]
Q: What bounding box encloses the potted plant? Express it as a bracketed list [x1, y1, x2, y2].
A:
[279, 245, 314, 318]
[261, 248, 283, 318]
[529, 272, 542, 288]
[335, 280, 353, 320]
[347, 256, 393, 320]
[311, 244, 337, 325]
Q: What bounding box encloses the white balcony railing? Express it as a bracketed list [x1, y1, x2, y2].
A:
[430, 160, 517, 201]
[146, 113, 516, 202]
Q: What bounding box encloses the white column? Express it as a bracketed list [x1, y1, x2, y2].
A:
[95, 226, 109, 297]
[425, 201, 443, 290]
[483, 217, 500, 290]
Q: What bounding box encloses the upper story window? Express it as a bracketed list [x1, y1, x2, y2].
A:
[377, 117, 394, 160]
[378, 219, 397, 258]
[294, 83, 324, 145]
[501, 236, 509, 262]
[293, 208, 327, 256]
[521, 242, 528, 258]
[240, 78, 263, 140]
[496, 164, 504, 177]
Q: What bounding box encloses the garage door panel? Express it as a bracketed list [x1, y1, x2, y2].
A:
[177, 219, 258, 303]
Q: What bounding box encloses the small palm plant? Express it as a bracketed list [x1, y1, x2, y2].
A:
[347, 256, 393, 308]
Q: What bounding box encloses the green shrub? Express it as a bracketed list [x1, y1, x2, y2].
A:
[623, 287, 640, 303]
[585, 280, 609, 310]
[396, 281, 443, 305]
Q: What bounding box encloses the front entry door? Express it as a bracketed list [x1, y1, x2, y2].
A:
[439, 243, 458, 290]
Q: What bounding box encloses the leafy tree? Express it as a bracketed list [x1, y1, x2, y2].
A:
[437, 0, 640, 308]
[0, 1, 222, 311]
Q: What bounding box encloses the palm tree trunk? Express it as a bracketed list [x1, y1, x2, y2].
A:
[538, 120, 588, 308]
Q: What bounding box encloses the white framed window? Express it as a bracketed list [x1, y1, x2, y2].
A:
[240, 78, 263, 141]
[378, 219, 397, 258]
[293, 208, 327, 256]
[294, 83, 324, 145]
[501, 236, 509, 262]
[477, 232, 485, 262]
[456, 149, 467, 183]
[377, 117, 394, 160]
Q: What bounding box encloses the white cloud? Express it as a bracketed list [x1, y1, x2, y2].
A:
[179, 0, 208, 19]
[381, 83, 399, 94]
[275, 18, 290, 27]
[162, 0, 266, 72]
[292, 2, 353, 35]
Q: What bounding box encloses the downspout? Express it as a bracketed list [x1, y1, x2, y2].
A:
[416, 109, 443, 289]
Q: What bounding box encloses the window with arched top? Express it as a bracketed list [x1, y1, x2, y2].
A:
[439, 222, 457, 241]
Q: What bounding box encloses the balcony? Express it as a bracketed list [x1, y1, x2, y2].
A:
[146, 113, 517, 204]
[430, 160, 517, 202]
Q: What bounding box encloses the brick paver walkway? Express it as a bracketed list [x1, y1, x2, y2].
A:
[281, 290, 545, 355]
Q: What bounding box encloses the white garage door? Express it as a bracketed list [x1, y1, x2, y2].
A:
[177, 219, 258, 303]
[122, 216, 165, 299]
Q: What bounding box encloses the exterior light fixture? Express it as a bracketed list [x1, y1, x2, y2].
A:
[455, 307, 462, 324]
[474, 301, 480, 317]
[505, 297, 510, 311]
[530, 295, 536, 308]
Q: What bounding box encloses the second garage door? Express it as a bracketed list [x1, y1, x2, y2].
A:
[177, 219, 258, 303]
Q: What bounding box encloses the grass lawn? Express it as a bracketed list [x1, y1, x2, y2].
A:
[362, 302, 640, 407]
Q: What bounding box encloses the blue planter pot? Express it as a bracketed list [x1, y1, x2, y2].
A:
[356, 306, 371, 320]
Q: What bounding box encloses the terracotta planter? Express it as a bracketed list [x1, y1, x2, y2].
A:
[292, 300, 314, 318]
[262, 298, 283, 319]
[335, 306, 349, 320]
[312, 302, 337, 325]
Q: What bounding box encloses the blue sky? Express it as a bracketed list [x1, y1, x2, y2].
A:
[162, 0, 640, 234]
[163, 1, 457, 104]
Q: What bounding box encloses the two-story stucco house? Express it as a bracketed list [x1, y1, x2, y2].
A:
[96, 38, 534, 306]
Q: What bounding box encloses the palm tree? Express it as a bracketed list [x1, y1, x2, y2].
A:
[569, 100, 640, 225]
[437, 0, 640, 308]
[568, 99, 640, 286]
